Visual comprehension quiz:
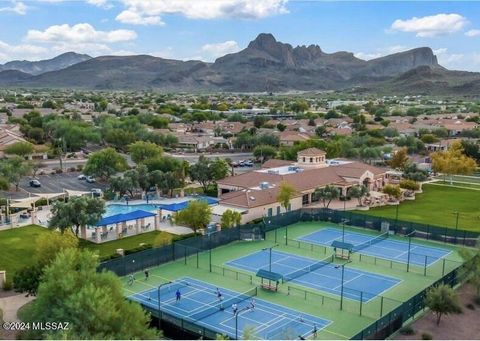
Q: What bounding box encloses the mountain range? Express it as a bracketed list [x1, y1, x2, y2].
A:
[0, 33, 479, 95]
[0, 52, 91, 75]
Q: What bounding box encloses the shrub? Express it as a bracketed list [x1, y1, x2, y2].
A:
[421, 332, 433, 340]
[399, 326, 415, 335]
[76, 164, 84, 171]
[55, 168, 63, 174]
[400, 179, 420, 191]
[466, 303, 475, 310]
[3, 280, 13, 291]
[99, 253, 123, 262]
[475, 296, 480, 305]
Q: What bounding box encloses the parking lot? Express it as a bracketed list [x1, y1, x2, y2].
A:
[17, 172, 106, 196]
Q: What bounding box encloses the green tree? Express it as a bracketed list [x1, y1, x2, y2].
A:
[4, 141, 34, 158]
[425, 284, 462, 326]
[314, 185, 340, 208]
[48, 196, 105, 236]
[26, 248, 158, 339]
[83, 148, 128, 181]
[128, 141, 163, 164]
[220, 209, 242, 229]
[253, 145, 277, 162]
[276, 123, 286, 132]
[431, 141, 477, 184]
[189, 156, 229, 192]
[389, 148, 410, 170]
[0, 156, 32, 191]
[242, 326, 257, 340]
[13, 266, 43, 297]
[108, 173, 138, 198]
[276, 181, 296, 213]
[348, 185, 368, 206]
[174, 200, 212, 233]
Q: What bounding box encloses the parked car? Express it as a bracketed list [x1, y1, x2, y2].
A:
[244, 160, 254, 167]
[86, 176, 95, 183]
[91, 188, 103, 197]
[29, 179, 41, 188]
[77, 174, 86, 180]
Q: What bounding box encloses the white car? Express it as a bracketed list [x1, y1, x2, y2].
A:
[86, 176, 95, 183]
[77, 174, 86, 180]
[91, 188, 103, 197]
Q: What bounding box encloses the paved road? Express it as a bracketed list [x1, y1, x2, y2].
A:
[166, 152, 253, 164]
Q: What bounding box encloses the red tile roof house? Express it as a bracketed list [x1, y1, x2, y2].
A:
[217, 148, 387, 223]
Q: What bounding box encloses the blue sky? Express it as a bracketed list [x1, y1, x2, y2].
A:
[0, 0, 479, 71]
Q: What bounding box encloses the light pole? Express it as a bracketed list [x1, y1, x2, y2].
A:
[405, 230, 415, 272]
[235, 307, 250, 340]
[339, 260, 352, 310]
[262, 244, 279, 272]
[341, 218, 349, 243]
[453, 211, 459, 244]
[395, 203, 399, 230]
[157, 281, 172, 329]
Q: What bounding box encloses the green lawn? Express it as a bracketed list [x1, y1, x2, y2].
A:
[0, 225, 50, 279]
[0, 226, 187, 278]
[358, 184, 480, 232]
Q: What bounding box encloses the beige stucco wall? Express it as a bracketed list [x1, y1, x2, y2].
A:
[238, 196, 303, 224]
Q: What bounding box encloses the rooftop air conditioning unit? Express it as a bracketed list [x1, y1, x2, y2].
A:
[260, 181, 269, 189]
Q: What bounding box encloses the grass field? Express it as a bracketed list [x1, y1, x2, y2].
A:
[357, 184, 480, 232]
[0, 226, 180, 277]
[121, 221, 467, 339]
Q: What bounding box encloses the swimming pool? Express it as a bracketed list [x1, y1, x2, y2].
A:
[104, 204, 158, 217]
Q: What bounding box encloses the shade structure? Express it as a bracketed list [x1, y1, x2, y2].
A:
[95, 210, 156, 227]
[158, 197, 218, 212]
[64, 189, 91, 197]
[10, 196, 42, 208]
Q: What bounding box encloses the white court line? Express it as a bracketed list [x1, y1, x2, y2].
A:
[331, 274, 363, 291]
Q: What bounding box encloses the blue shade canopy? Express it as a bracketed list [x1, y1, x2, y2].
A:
[158, 197, 218, 212]
[95, 210, 156, 226]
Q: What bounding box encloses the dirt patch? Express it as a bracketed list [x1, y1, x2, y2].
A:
[396, 283, 480, 340]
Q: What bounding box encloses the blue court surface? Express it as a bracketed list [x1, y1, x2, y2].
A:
[297, 228, 451, 266]
[128, 277, 331, 340]
[226, 250, 400, 302]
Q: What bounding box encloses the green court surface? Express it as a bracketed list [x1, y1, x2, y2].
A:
[356, 184, 480, 232]
[122, 221, 467, 340]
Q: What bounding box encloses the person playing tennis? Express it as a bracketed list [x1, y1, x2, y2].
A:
[127, 274, 135, 286]
[232, 303, 238, 315]
[249, 298, 256, 311]
[313, 324, 318, 338]
[144, 269, 149, 281]
[175, 289, 181, 302]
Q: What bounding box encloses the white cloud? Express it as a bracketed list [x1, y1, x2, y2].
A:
[201, 40, 240, 60]
[390, 13, 468, 37]
[25, 23, 137, 44]
[116, 0, 288, 25]
[86, 0, 112, 9]
[355, 45, 410, 60]
[0, 40, 48, 63]
[465, 29, 480, 37]
[0, 1, 27, 15]
[116, 9, 164, 25]
[435, 48, 464, 65]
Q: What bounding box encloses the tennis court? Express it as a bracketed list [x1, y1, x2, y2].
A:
[226, 250, 400, 302]
[298, 228, 451, 266]
[128, 277, 331, 340]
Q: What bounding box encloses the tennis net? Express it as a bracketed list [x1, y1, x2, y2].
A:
[188, 287, 257, 322]
[283, 255, 334, 283]
[352, 232, 388, 252]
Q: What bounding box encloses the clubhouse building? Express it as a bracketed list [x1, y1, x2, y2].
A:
[217, 148, 387, 223]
